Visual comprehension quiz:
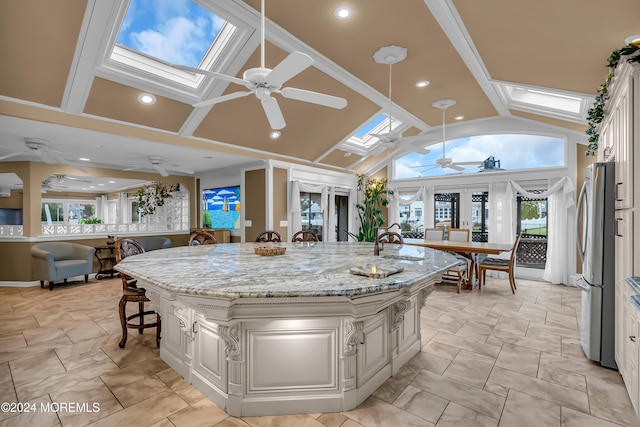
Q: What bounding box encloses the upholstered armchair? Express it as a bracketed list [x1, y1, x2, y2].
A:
[136, 236, 172, 251]
[31, 242, 96, 291]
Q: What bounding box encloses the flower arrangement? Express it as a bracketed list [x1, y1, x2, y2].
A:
[348, 174, 394, 242]
[136, 181, 180, 217]
[585, 40, 640, 156]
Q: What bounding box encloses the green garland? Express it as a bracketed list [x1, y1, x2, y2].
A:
[585, 42, 640, 156]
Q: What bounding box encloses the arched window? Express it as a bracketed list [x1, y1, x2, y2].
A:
[395, 134, 565, 179]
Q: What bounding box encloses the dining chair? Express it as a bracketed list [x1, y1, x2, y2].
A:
[376, 231, 404, 244]
[424, 228, 445, 241]
[443, 228, 472, 293]
[189, 230, 217, 245]
[292, 230, 319, 242]
[114, 238, 161, 348]
[255, 230, 282, 242]
[478, 233, 522, 294]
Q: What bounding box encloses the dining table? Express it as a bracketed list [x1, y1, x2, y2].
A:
[407, 240, 514, 289]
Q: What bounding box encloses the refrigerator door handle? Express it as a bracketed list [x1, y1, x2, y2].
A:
[575, 181, 588, 263]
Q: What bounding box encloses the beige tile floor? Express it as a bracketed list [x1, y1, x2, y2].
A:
[0, 276, 638, 427]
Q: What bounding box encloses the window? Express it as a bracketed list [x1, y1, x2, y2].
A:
[394, 134, 566, 179]
[201, 186, 241, 229]
[434, 193, 459, 230]
[398, 194, 424, 240]
[300, 192, 323, 241]
[516, 191, 548, 268]
[471, 192, 489, 242]
[41, 200, 97, 225]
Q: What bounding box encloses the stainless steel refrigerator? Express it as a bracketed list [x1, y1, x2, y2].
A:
[575, 161, 616, 370]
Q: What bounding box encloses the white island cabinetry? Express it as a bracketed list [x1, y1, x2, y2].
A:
[117, 242, 459, 417]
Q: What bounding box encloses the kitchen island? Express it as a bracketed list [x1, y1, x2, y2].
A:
[115, 242, 460, 416]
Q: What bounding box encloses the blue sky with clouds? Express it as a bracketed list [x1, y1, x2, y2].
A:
[395, 134, 565, 178]
[117, 0, 225, 67]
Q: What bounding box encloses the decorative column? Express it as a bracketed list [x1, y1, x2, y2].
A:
[341, 319, 363, 409]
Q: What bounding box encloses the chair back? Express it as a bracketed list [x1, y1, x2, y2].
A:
[292, 230, 319, 242]
[255, 230, 282, 242]
[424, 228, 444, 241]
[189, 231, 217, 245]
[508, 233, 522, 268]
[377, 231, 404, 244]
[114, 238, 145, 263]
[448, 228, 470, 242]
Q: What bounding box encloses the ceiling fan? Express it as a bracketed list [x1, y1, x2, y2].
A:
[368, 46, 431, 155]
[0, 138, 87, 172]
[173, 0, 347, 130]
[414, 99, 483, 172]
[125, 156, 194, 177]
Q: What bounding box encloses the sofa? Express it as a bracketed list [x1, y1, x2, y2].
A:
[31, 242, 96, 291]
[136, 236, 172, 252]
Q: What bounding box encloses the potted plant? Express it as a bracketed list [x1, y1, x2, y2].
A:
[348, 174, 394, 242]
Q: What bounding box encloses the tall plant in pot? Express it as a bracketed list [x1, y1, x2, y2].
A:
[349, 174, 394, 242]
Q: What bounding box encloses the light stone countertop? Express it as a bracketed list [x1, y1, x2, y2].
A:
[114, 241, 461, 299]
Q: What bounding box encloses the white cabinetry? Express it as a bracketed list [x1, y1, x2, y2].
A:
[606, 57, 639, 416]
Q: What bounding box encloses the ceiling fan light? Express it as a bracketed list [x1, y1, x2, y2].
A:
[334, 6, 352, 19]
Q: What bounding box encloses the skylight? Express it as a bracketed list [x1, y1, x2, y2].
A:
[116, 0, 225, 68]
[493, 81, 591, 123]
[341, 113, 404, 156]
[107, 0, 240, 90]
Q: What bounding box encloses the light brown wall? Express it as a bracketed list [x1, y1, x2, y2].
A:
[245, 169, 266, 241]
[273, 167, 288, 240]
[0, 233, 190, 282]
[0, 188, 22, 209]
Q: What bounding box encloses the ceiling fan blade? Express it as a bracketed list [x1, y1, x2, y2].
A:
[38, 150, 64, 164]
[0, 152, 23, 161]
[173, 65, 250, 87]
[452, 161, 483, 166]
[447, 164, 465, 171]
[266, 52, 314, 87]
[194, 90, 253, 108]
[261, 97, 286, 130]
[280, 87, 347, 109]
[153, 164, 169, 177]
[167, 166, 195, 175]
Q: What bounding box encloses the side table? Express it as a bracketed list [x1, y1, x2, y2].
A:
[95, 245, 117, 279]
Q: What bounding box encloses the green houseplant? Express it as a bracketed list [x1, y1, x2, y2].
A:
[348, 174, 394, 242]
[136, 181, 180, 217]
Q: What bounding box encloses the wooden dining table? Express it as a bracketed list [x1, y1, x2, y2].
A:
[408, 240, 513, 289]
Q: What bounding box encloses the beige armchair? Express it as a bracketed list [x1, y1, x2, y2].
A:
[31, 242, 96, 291]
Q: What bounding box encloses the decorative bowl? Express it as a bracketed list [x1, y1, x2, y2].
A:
[254, 246, 286, 256]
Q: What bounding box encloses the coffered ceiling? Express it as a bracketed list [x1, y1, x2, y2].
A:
[0, 0, 637, 181]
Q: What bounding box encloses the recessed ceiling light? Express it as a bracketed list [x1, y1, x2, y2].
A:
[108, 180, 116, 184]
[98, 183, 105, 186]
[79, 157, 90, 161]
[138, 93, 156, 105]
[334, 6, 353, 19]
[454, 116, 464, 120]
[415, 81, 430, 88]
[269, 131, 281, 139]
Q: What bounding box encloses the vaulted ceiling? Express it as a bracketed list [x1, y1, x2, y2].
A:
[0, 0, 637, 182]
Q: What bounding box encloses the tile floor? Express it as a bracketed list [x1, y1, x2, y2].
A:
[0, 276, 638, 427]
